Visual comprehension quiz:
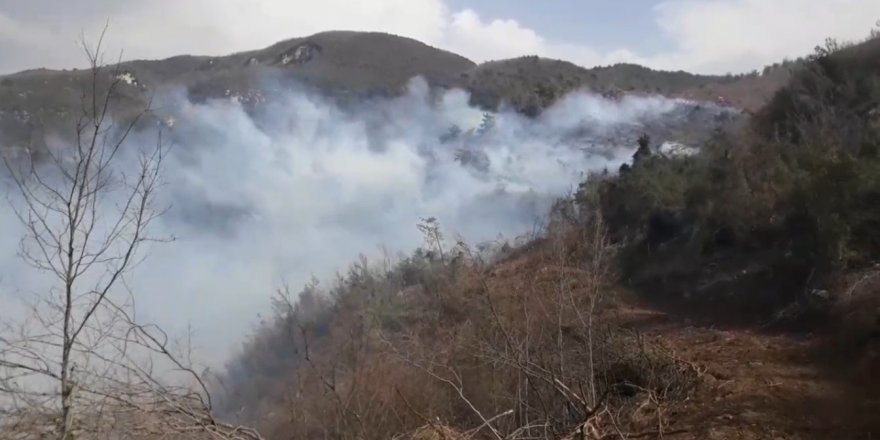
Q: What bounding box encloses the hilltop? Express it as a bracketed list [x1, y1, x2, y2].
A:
[463, 59, 787, 116]
[0, 31, 475, 154]
[0, 30, 789, 155]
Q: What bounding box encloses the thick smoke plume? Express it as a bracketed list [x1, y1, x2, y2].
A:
[0, 77, 731, 365]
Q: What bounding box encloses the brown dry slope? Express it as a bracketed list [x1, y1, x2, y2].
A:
[596, 300, 880, 440]
[485, 244, 879, 440]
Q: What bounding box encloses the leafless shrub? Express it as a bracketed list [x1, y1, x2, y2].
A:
[0, 26, 261, 440]
[216, 201, 701, 439]
[834, 269, 880, 350]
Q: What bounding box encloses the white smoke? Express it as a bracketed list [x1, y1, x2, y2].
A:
[0, 77, 724, 366]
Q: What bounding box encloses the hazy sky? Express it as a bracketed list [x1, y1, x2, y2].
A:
[0, 1, 878, 74]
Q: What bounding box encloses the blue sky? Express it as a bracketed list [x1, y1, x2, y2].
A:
[446, 0, 671, 53]
[0, 0, 879, 74]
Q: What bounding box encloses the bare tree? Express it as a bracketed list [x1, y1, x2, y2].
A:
[417, 217, 445, 261]
[0, 28, 262, 440]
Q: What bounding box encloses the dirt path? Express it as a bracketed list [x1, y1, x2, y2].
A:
[612, 306, 880, 440]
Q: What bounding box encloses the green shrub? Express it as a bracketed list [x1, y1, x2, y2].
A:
[576, 38, 880, 319]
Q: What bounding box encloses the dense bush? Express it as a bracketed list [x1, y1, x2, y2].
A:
[757, 37, 880, 150]
[576, 34, 880, 324]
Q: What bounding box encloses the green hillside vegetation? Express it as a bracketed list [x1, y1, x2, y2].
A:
[583, 34, 880, 334]
[460, 57, 774, 116]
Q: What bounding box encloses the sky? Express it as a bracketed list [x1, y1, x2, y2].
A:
[0, 0, 878, 75]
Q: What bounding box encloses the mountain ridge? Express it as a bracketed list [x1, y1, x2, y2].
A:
[0, 30, 787, 155]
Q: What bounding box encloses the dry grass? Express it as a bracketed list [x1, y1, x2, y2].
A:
[217, 214, 701, 440]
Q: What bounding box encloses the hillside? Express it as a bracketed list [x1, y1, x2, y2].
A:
[1, 20, 879, 440]
[0, 31, 476, 155]
[456, 58, 790, 115]
[209, 34, 880, 440]
[0, 30, 790, 157]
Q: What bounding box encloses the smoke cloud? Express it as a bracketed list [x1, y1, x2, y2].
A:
[0, 77, 730, 366]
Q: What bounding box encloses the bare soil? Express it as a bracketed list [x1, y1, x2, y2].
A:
[607, 301, 880, 440]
